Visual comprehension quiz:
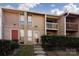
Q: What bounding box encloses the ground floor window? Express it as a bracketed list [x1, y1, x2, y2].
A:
[28, 30, 32, 41]
[20, 29, 24, 44]
[20, 29, 24, 37]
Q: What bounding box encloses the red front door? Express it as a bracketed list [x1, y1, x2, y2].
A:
[12, 30, 18, 42]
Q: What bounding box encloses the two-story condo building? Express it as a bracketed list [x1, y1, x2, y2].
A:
[0, 8, 79, 45]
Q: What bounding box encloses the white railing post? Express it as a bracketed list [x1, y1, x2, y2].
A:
[64, 17, 66, 36]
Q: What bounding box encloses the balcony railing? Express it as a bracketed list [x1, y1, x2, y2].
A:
[66, 22, 78, 31]
[46, 22, 58, 30]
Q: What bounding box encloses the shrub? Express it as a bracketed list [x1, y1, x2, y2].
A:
[41, 35, 79, 50]
[0, 40, 19, 56]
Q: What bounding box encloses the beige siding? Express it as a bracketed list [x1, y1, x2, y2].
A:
[57, 16, 66, 36]
[32, 14, 45, 44]
[3, 12, 20, 40]
[32, 14, 45, 34]
[74, 18, 79, 37]
[32, 14, 45, 30]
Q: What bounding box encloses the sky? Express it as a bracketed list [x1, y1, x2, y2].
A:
[0, 3, 79, 15]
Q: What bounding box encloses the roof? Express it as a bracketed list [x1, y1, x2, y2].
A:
[1, 8, 60, 16]
[1, 8, 79, 17]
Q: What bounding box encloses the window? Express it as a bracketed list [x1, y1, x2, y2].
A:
[20, 29, 24, 37]
[28, 37, 32, 41]
[20, 29, 24, 44]
[28, 16, 32, 22]
[20, 15, 25, 24]
[28, 30, 32, 41]
[28, 16, 32, 26]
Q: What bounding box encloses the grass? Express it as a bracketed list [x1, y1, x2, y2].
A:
[16, 45, 34, 56]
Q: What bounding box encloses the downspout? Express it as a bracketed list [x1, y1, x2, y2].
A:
[64, 12, 69, 36]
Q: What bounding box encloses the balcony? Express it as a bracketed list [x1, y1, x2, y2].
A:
[46, 22, 58, 30]
[66, 22, 78, 31]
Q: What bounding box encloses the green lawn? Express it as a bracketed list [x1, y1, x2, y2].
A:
[16, 45, 34, 56]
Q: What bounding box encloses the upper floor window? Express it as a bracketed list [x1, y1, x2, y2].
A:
[20, 15, 25, 24]
[28, 16, 32, 26]
[28, 30, 32, 41]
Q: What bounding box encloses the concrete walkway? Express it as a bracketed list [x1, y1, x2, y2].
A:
[34, 44, 47, 56]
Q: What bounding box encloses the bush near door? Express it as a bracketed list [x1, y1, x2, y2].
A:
[0, 40, 19, 56]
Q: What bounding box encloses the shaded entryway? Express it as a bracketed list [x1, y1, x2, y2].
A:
[33, 30, 40, 44]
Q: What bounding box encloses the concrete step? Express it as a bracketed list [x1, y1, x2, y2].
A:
[34, 45, 42, 48]
[34, 51, 46, 54]
[34, 48, 44, 51]
[34, 44, 47, 56]
[34, 44, 42, 46]
[34, 52, 47, 56]
[34, 45, 42, 47]
[35, 54, 47, 56]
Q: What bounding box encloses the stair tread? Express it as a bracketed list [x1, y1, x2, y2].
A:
[34, 51, 46, 53]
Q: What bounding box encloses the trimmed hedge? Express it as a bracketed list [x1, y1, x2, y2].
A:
[0, 40, 19, 56]
[41, 35, 79, 50]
